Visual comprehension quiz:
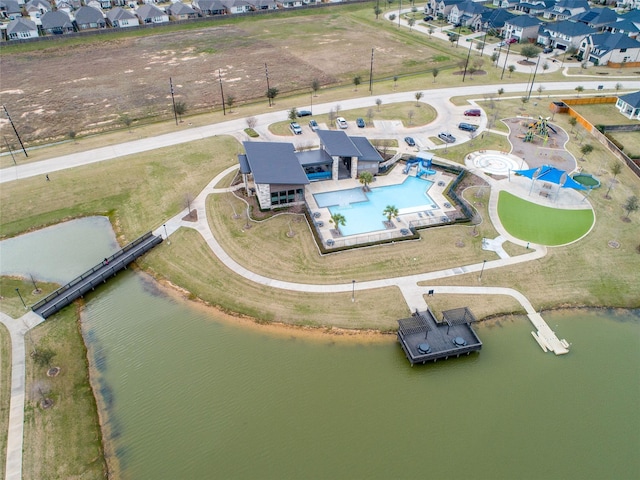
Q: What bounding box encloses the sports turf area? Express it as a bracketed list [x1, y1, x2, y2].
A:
[497, 191, 594, 246]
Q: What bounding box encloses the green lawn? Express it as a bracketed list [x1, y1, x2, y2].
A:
[497, 191, 594, 246]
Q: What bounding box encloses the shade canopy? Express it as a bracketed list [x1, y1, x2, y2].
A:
[514, 165, 587, 191]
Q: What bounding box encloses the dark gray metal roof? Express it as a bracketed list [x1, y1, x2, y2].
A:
[41, 10, 73, 30]
[243, 142, 309, 185]
[316, 130, 362, 157]
[296, 149, 333, 167]
[237, 154, 250, 175]
[75, 6, 104, 25]
[350, 137, 383, 163]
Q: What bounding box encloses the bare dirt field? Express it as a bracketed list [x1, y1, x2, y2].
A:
[0, 10, 452, 145]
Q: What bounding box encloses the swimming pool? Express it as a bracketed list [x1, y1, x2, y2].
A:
[313, 177, 436, 236]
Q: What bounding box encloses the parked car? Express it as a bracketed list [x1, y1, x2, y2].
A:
[336, 117, 348, 129]
[404, 137, 416, 147]
[506, 37, 518, 44]
[309, 119, 319, 131]
[543, 47, 553, 54]
[423, 15, 433, 21]
[296, 110, 312, 117]
[458, 122, 478, 132]
[438, 132, 456, 143]
[497, 41, 506, 47]
[464, 109, 482, 117]
[289, 122, 302, 135]
[356, 117, 366, 128]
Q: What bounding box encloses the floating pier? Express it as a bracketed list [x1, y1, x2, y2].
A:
[397, 307, 482, 365]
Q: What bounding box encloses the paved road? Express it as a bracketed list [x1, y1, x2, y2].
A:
[2, 80, 639, 185]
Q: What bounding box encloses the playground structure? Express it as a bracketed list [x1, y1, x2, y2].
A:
[521, 116, 558, 146]
[403, 152, 436, 178]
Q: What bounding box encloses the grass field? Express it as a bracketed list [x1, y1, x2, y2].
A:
[22, 307, 106, 479]
[0, 323, 9, 476]
[498, 191, 594, 245]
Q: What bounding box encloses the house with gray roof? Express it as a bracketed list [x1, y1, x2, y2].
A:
[448, 1, 488, 28]
[221, 0, 251, 14]
[167, 2, 197, 19]
[424, 0, 465, 19]
[571, 7, 619, 31]
[0, 0, 22, 19]
[606, 18, 640, 39]
[504, 14, 541, 41]
[543, 0, 589, 21]
[249, 0, 278, 10]
[106, 6, 138, 27]
[74, 5, 106, 30]
[41, 9, 74, 34]
[239, 142, 309, 210]
[579, 31, 640, 66]
[479, 8, 515, 34]
[514, 0, 555, 15]
[615, 91, 640, 120]
[537, 19, 595, 50]
[192, 0, 227, 16]
[5, 16, 38, 38]
[135, 4, 169, 23]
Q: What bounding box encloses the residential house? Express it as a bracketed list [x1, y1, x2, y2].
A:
[504, 14, 541, 41]
[249, 0, 277, 10]
[90, 0, 111, 9]
[0, 0, 22, 19]
[570, 7, 619, 31]
[425, 0, 465, 19]
[238, 142, 309, 210]
[492, 0, 516, 8]
[543, 0, 589, 21]
[279, 0, 303, 8]
[74, 5, 106, 29]
[41, 9, 74, 34]
[192, 0, 226, 15]
[135, 4, 169, 23]
[25, 0, 51, 23]
[5, 16, 38, 38]
[221, 0, 252, 14]
[579, 31, 640, 66]
[615, 91, 640, 120]
[448, 1, 488, 27]
[514, 0, 555, 15]
[106, 6, 138, 27]
[167, 2, 197, 19]
[55, 0, 81, 14]
[537, 19, 594, 50]
[479, 8, 515, 35]
[607, 18, 640, 38]
[616, 0, 640, 10]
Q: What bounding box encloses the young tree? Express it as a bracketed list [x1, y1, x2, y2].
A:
[568, 116, 577, 133]
[266, 87, 279, 105]
[311, 78, 320, 97]
[542, 62, 549, 71]
[508, 65, 516, 77]
[414, 91, 423, 106]
[174, 101, 187, 122]
[393, 75, 399, 89]
[468, 65, 477, 78]
[373, 4, 382, 19]
[605, 162, 622, 199]
[408, 18, 416, 30]
[383, 205, 399, 224]
[288, 107, 298, 121]
[622, 195, 638, 220]
[615, 82, 622, 93]
[432, 67, 439, 83]
[353, 75, 362, 91]
[490, 52, 499, 67]
[120, 113, 133, 132]
[33, 348, 56, 368]
[407, 109, 415, 125]
[520, 45, 541, 61]
[366, 107, 374, 125]
[359, 171, 373, 192]
[575, 85, 584, 96]
[537, 85, 545, 98]
[497, 87, 504, 98]
[580, 144, 594, 161]
[246, 116, 257, 129]
[376, 98, 383, 111]
[449, 34, 458, 47]
[428, 27, 434, 37]
[225, 95, 235, 112]
[68, 130, 77, 142]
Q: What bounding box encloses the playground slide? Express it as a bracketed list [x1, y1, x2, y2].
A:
[547, 124, 558, 134]
[404, 157, 435, 177]
[417, 167, 436, 178]
[403, 158, 421, 174]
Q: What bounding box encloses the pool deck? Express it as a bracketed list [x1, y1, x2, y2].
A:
[304, 164, 458, 241]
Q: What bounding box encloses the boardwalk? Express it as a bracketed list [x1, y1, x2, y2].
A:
[31, 232, 162, 319]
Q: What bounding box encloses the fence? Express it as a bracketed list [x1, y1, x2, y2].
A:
[560, 96, 640, 178]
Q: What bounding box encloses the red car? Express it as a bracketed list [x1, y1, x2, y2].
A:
[464, 109, 482, 117]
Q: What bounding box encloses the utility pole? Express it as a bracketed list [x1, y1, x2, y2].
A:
[527, 55, 541, 101]
[462, 40, 473, 82]
[369, 48, 374, 94]
[218, 69, 226, 116]
[500, 41, 512, 80]
[2, 105, 28, 157]
[3, 136, 17, 165]
[169, 78, 178, 126]
[265, 63, 271, 107]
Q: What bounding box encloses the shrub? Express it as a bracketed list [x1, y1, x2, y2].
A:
[244, 128, 259, 138]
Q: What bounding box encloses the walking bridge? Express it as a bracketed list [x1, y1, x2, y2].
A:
[31, 232, 163, 319]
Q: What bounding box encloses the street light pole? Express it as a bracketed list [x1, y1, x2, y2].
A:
[462, 39, 473, 82]
[479, 260, 487, 281]
[500, 41, 512, 80]
[352, 280, 356, 302]
[369, 48, 374, 94]
[169, 77, 178, 126]
[15, 287, 26, 309]
[265, 63, 271, 107]
[163, 224, 170, 245]
[218, 69, 226, 116]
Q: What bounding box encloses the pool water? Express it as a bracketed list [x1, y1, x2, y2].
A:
[314, 177, 436, 236]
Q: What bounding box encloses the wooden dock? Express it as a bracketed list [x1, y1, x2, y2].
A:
[31, 232, 162, 319]
[397, 308, 482, 365]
